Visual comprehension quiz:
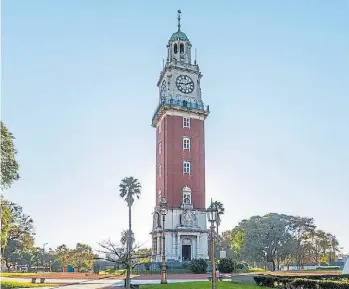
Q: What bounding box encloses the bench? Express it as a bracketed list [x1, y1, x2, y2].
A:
[31, 278, 45, 284]
[207, 275, 223, 281]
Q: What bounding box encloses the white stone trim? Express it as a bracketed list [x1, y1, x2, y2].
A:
[158, 109, 205, 124]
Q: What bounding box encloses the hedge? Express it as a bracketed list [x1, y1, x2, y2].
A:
[269, 274, 349, 281]
[253, 275, 349, 289]
[0, 280, 56, 288]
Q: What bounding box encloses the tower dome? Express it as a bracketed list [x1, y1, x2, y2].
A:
[169, 31, 189, 42]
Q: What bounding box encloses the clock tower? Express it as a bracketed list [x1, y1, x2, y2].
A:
[151, 11, 210, 262]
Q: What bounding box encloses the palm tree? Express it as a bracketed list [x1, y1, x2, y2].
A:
[119, 176, 141, 289]
[120, 230, 135, 247]
[213, 201, 225, 237]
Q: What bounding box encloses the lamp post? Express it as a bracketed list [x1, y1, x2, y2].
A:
[42, 243, 48, 272]
[159, 197, 168, 284]
[207, 199, 218, 289]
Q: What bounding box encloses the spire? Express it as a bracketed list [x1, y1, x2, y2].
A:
[177, 10, 181, 32]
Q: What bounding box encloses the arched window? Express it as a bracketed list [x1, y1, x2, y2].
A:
[174, 43, 178, 54]
[182, 186, 192, 205]
[180, 43, 184, 54]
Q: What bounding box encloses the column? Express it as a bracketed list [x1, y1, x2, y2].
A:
[172, 233, 176, 259]
[201, 233, 209, 259]
[177, 234, 181, 261]
[196, 234, 200, 259]
[157, 236, 161, 260]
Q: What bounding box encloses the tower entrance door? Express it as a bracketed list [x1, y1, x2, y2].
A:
[182, 245, 191, 261]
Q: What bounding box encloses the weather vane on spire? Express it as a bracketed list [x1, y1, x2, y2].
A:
[177, 10, 181, 32]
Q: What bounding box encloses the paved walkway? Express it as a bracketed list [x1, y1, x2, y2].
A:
[2, 277, 117, 289]
[3, 274, 236, 289]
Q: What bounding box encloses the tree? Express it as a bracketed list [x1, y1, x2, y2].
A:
[1, 201, 35, 270]
[218, 230, 232, 251]
[71, 243, 94, 272]
[98, 238, 150, 275]
[1, 121, 20, 190]
[119, 176, 141, 289]
[289, 216, 316, 269]
[135, 248, 152, 264]
[3, 239, 22, 271]
[224, 213, 341, 271]
[56, 244, 72, 272]
[1, 198, 12, 249]
[213, 201, 225, 237]
[120, 230, 135, 248]
[19, 251, 35, 271]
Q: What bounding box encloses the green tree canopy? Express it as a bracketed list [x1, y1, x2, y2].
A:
[224, 213, 341, 271]
[1, 121, 20, 190]
[1, 200, 35, 270]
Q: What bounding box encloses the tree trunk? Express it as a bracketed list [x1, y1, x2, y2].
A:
[125, 205, 132, 289]
[5, 260, 11, 271]
[271, 259, 275, 272]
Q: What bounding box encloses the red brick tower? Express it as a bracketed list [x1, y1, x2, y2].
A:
[151, 11, 209, 262]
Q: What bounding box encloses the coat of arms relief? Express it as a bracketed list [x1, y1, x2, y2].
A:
[180, 209, 197, 227]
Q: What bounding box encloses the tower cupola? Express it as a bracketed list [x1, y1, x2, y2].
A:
[167, 10, 192, 64]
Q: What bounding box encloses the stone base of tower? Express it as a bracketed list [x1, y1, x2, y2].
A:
[151, 208, 209, 262]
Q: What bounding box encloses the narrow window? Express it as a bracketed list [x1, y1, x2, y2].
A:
[174, 43, 178, 54]
[158, 165, 162, 177]
[158, 142, 162, 154]
[183, 137, 190, 151]
[183, 117, 190, 128]
[180, 43, 184, 54]
[183, 161, 191, 175]
[183, 186, 192, 205]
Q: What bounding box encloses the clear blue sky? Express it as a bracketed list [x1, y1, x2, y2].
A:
[3, 0, 349, 253]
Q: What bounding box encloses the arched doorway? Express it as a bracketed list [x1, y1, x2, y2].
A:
[182, 238, 192, 261]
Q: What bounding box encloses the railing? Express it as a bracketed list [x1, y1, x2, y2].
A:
[152, 98, 209, 123]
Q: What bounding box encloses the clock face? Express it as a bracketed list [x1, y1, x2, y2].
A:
[160, 80, 167, 96]
[176, 75, 194, 94]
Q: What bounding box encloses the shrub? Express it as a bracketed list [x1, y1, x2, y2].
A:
[188, 258, 208, 274]
[253, 276, 278, 288]
[236, 262, 248, 270]
[318, 281, 349, 289]
[291, 278, 318, 289]
[181, 262, 189, 269]
[217, 258, 234, 273]
[248, 267, 266, 273]
[317, 266, 341, 270]
[253, 275, 349, 289]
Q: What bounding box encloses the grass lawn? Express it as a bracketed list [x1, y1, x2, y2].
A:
[140, 282, 265, 289]
[0, 280, 57, 288]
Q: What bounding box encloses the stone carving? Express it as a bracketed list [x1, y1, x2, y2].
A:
[153, 211, 161, 229]
[181, 209, 197, 227]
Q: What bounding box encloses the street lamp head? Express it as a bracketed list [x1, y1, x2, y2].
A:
[206, 199, 218, 222]
[160, 207, 168, 215]
[160, 197, 168, 216]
